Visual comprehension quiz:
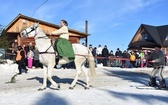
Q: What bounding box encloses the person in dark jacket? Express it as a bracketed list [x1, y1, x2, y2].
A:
[115, 48, 122, 67]
[16, 46, 28, 74]
[92, 47, 98, 67]
[33, 46, 40, 68]
[11, 39, 18, 60]
[122, 50, 128, 68]
[102, 45, 109, 66]
[147, 46, 167, 89]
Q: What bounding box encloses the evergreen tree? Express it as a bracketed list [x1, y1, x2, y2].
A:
[0, 25, 11, 50]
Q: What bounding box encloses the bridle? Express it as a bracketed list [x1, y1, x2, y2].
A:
[22, 25, 38, 38]
[22, 24, 54, 54]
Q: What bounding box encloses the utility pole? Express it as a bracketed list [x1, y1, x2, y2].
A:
[85, 20, 88, 47]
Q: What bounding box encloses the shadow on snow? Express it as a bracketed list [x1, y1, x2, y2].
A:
[102, 68, 168, 85]
[34, 92, 68, 105]
[27, 76, 87, 89]
[103, 68, 152, 85]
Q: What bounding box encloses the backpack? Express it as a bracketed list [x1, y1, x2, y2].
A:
[130, 54, 136, 61]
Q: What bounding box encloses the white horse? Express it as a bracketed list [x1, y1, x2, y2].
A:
[20, 23, 96, 91]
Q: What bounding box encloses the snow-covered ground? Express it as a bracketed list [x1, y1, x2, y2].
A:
[0, 60, 168, 105]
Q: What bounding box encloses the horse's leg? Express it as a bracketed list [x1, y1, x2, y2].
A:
[38, 66, 47, 91]
[69, 65, 82, 89]
[82, 64, 90, 89]
[47, 64, 60, 89]
[69, 58, 85, 89]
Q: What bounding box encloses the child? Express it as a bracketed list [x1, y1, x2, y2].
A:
[27, 49, 34, 68]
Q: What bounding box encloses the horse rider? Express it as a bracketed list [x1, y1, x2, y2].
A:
[50, 20, 75, 64]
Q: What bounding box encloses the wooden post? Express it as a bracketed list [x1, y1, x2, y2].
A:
[85, 20, 88, 47]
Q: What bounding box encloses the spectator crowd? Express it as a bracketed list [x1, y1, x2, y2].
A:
[88, 44, 168, 68]
[7, 39, 168, 72]
[9, 39, 75, 73]
[9, 40, 44, 74]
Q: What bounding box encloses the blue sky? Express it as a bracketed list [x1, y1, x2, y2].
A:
[0, 0, 168, 52]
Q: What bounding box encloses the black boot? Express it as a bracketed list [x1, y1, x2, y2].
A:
[148, 77, 157, 86]
[18, 69, 22, 75]
[158, 79, 167, 89]
[25, 69, 28, 73]
[55, 57, 59, 65]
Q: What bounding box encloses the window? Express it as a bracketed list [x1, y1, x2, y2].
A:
[165, 34, 168, 41]
[142, 33, 148, 40]
[141, 33, 154, 42]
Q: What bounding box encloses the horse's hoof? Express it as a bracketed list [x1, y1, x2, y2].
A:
[85, 87, 89, 90]
[69, 85, 76, 90]
[38, 87, 46, 91]
[57, 84, 60, 89]
[69, 87, 74, 90]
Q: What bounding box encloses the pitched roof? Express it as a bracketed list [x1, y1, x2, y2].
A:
[157, 25, 168, 43]
[128, 24, 168, 49]
[4, 14, 58, 31]
[4, 14, 88, 37]
[142, 24, 162, 45]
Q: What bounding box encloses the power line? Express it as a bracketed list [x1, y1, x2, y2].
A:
[31, 0, 48, 17]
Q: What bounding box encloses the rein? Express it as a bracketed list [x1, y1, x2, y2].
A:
[33, 27, 54, 54]
[39, 45, 54, 54]
[35, 36, 49, 39]
[39, 52, 55, 54]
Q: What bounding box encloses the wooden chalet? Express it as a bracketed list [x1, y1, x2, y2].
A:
[128, 24, 168, 51]
[3, 14, 88, 46]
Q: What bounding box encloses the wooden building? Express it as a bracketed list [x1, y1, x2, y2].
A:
[4, 14, 88, 46]
[128, 24, 168, 50]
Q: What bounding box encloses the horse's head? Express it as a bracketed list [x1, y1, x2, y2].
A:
[20, 22, 39, 39]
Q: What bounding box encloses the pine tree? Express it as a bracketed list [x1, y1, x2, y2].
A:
[0, 25, 11, 51]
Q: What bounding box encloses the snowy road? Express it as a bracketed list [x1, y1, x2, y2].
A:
[0, 63, 168, 105]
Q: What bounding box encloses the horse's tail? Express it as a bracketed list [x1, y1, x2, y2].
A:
[87, 50, 96, 79]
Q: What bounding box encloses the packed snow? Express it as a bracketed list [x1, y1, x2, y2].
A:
[0, 59, 168, 105]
